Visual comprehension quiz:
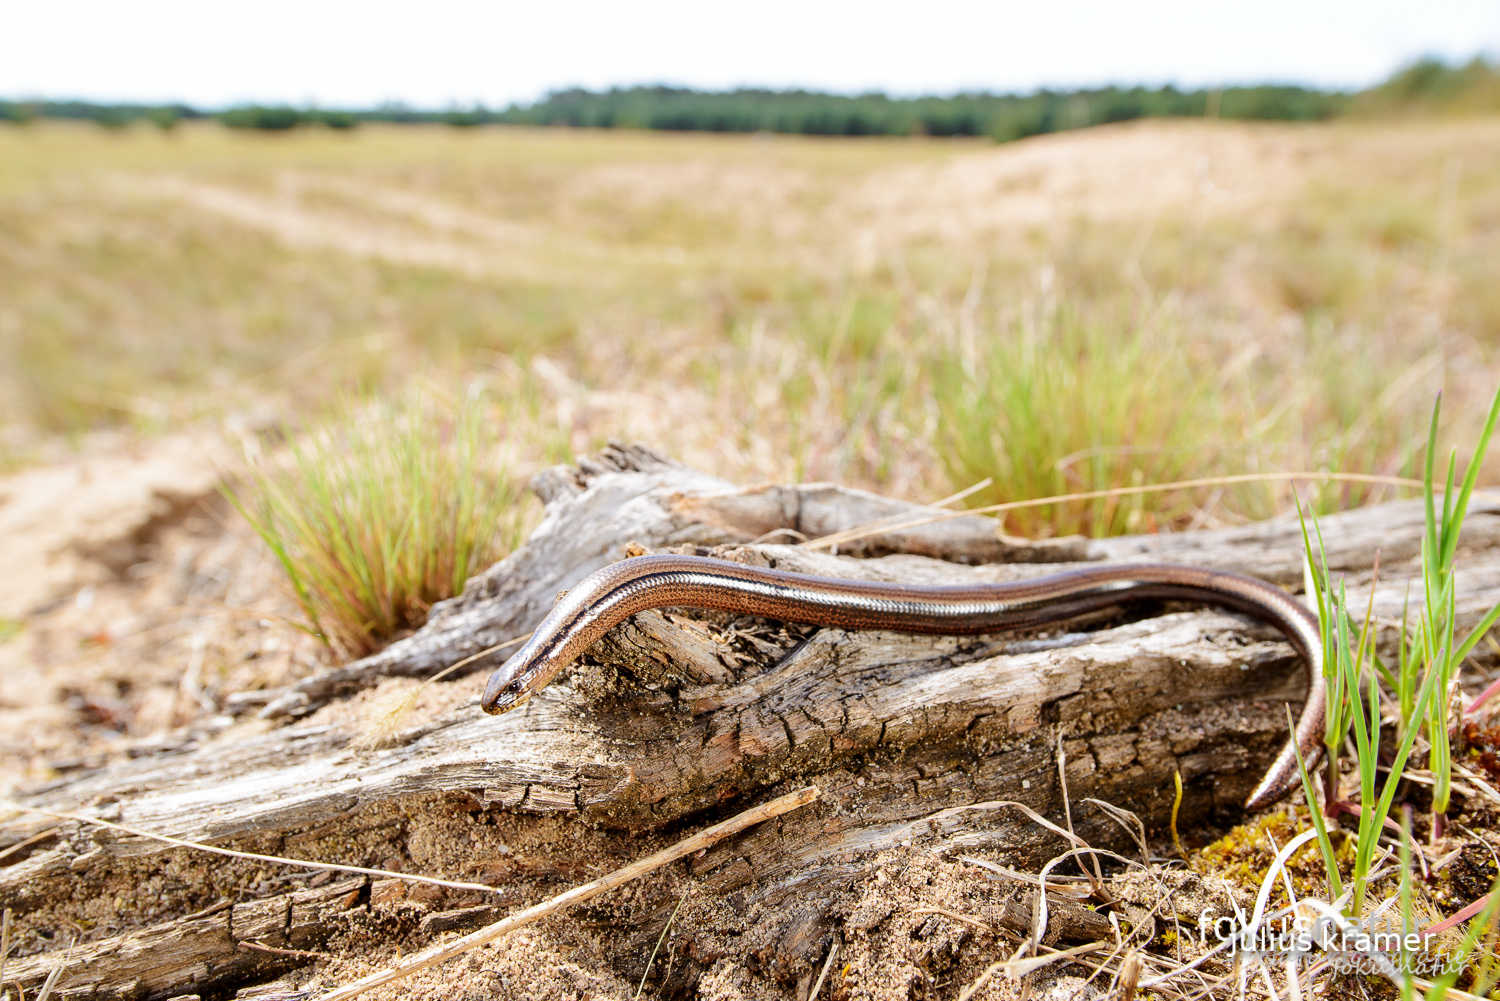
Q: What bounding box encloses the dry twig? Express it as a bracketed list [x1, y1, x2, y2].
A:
[316, 785, 820, 1001]
[804, 471, 1439, 552]
[808, 936, 840, 1000]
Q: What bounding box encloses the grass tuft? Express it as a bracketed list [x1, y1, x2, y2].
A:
[226, 388, 533, 660]
[936, 301, 1218, 538]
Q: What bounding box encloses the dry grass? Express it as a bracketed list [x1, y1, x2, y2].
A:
[9, 116, 1500, 1001]
[3, 117, 1500, 529]
[7, 116, 1500, 668]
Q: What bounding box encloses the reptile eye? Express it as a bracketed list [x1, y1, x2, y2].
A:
[507, 680, 523, 693]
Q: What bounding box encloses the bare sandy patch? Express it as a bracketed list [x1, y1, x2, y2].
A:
[136, 176, 503, 278]
[840, 119, 1328, 249]
[0, 433, 224, 621]
[562, 158, 813, 216]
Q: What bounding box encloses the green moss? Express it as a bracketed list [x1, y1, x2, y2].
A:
[1195, 809, 1351, 898]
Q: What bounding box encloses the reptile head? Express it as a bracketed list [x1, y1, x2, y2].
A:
[480, 658, 533, 715]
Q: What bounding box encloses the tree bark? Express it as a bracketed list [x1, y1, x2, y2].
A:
[5, 447, 1499, 1000]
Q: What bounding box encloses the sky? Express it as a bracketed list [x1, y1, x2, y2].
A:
[4, 0, 1498, 109]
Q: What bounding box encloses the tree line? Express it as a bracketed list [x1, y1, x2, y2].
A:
[2, 57, 1492, 142]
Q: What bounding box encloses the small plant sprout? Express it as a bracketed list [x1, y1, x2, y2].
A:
[1412, 386, 1500, 818]
[1292, 383, 1500, 921]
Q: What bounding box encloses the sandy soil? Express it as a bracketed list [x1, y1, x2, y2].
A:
[0, 431, 321, 787]
[841, 120, 1323, 248]
[0, 433, 223, 622]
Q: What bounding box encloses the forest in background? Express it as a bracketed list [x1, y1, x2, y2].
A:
[2, 55, 1495, 140]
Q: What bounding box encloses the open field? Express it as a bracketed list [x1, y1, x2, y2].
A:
[5, 112, 1500, 776]
[3, 117, 1499, 527]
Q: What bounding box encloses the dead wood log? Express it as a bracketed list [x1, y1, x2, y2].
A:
[262, 445, 1500, 719]
[256, 441, 1082, 717]
[1, 878, 363, 1001]
[6, 447, 1500, 1000]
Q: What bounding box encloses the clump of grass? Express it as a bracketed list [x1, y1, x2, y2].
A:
[934, 300, 1221, 538]
[1410, 389, 1500, 817]
[1303, 386, 1500, 820]
[1288, 386, 1500, 918]
[226, 389, 532, 660]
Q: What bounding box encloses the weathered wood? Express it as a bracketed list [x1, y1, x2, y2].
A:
[6, 448, 1500, 1000]
[1088, 493, 1500, 583]
[2, 878, 363, 1000]
[265, 444, 1500, 719]
[258, 441, 1081, 717]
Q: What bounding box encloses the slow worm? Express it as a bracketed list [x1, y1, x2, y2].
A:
[481, 555, 1324, 811]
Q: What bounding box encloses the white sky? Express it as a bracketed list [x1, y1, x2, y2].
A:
[4, 0, 1498, 108]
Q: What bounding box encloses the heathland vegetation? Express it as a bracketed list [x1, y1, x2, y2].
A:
[2, 70, 1500, 647]
[4, 110, 1498, 496]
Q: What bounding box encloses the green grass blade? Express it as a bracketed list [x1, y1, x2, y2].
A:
[1357, 656, 1444, 884]
[1440, 445, 1458, 563]
[1453, 597, 1500, 667]
[1440, 380, 1500, 572]
[1296, 496, 1349, 765]
[1372, 646, 1399, 691]
[1424, 391, 1442, 581]
[1338, 581, 1373, 805]
[1289, 706, 1344, 903]
[1398, 584, 1415, 725]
